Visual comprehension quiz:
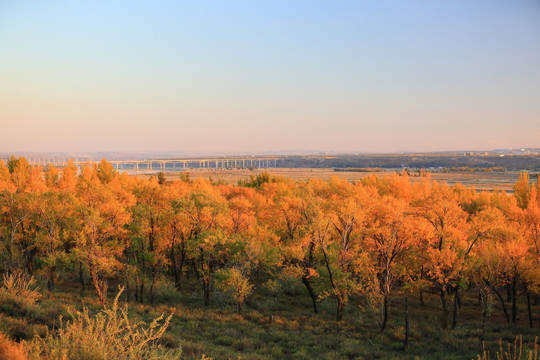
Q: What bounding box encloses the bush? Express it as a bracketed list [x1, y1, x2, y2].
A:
[214, 268, 253, 314]
[477, 336, 539, 360]
[154, 278, 182, 304]
[0, 271, 41, 306]
[0, 331, 28, 360]
[0, 316, 33, 341]
[26, 288, 181, 360]
[265, 274, 304, 297]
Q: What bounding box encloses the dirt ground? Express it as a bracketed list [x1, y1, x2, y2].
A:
[133, 168, 523, 192]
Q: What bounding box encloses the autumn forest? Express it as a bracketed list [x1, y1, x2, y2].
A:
[0, 157, 539, 359]
[0, 157, 540, 355]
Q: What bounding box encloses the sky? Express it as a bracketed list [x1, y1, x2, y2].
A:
[0, 0, 539, 154]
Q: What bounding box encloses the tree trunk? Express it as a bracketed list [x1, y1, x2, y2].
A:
[480, 292, 488, 341]
[140, 253, 146, 303]
[419, 265, 426, 307]
[200, 250, 211, 306]
[441, 289, 448, 330]
[403, 297, 409, 351]
[135, 278, 140, 302]
[88, 263, 105, 303]
[203, 279, 210, 306]
[179, 246, 186, 285]
[303, 238, 319, 314]
[494, 289, 510, 325]
[511, 279, 517, 324]
[301, 276, 319, 313]
[8, 226, 16, 261]
[191, 259, 200, 280]
[139, 279, 145, 304]
[102, 279, 108, 302]
[150, 261, 160, 304]
[149, 268, 157, 304]
[79, 262, 85, 292]
[526, 292, 533, 328]
[125, 274, 131, 302]
[419, 290, 426, 308]
[452, 288, 459, 330]
[171, 245, 180, 290]
[47, 231, 55, 291]
[336, 297, 344, 321]
[47, 268, 55, 291]
[124, 253, 131, 302]
[381, 295, 389, 330]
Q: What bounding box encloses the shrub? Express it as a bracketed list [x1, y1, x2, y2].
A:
[0, 331, 28, 360]
[26, 288, 181, 360]
[477, 336, 539, 360]
[0, 316, 33, 341]
[0, 271, 41, 306]
[214, 268, 253, 314]
[265, 274, 304, 297]
[154, 278, 182, 304]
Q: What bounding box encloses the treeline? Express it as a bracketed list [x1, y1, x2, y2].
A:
[277, 154, 540, 171]
[1, 156, 539, 334]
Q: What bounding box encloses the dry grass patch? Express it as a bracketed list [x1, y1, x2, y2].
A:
[26, 289, 181, 360]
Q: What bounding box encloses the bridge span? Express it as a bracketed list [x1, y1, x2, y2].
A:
[29, 156, 287, 172]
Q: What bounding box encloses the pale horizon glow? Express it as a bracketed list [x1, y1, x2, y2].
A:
[1, 1, 539, 154]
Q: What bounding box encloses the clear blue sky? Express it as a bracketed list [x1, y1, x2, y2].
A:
[1, 0, 539, 154]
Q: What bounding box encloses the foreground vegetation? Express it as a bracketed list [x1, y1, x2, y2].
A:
[0, 275, 538, 359]
[0, 156, 539, 359]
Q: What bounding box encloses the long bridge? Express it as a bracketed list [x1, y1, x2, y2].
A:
[28, 156, 286, 172]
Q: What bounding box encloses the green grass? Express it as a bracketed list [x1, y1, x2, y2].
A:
[0, 277, 537, 359]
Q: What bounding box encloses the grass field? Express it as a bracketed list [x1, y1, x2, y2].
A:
[2, 275, 538, 360]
